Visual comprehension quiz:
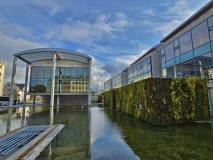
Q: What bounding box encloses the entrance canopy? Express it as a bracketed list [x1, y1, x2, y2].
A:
[14, 48, 92, 64]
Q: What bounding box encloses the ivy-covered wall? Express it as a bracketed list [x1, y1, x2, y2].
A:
[103, 77, 210, 124]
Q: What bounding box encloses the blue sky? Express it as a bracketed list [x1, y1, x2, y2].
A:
[0, 0, 210, 90]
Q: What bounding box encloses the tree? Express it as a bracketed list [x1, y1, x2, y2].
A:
[13, 90, 18, 99]
[91, 90, 97, 96]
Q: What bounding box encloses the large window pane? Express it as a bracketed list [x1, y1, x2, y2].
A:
[194, 52, 213, 78]
[165, 42, 174, 61]
[143, 59, 148, 71]
[44, 79, 51, 92]
[192, 20, 209, 48]
[71, 68, 77, 79]
[194, 42, 211, 57]
[45, 67, 51, 78]
[37, 79, 44, 92]
[77, 68, 84, 80]
[208, 16, 213, 27]
[84, 68, 89, 80]
[30, 79, 37, 92]
[181, 60, 196, 77]
[210, 30, 213, 41]
[175, 48, 180, 57]
[181, 51, 193, 63]
[161, 48, 165, 63]
[174, 39, 179, 47]
[179, 31, 193, 54]
[64, 68, 70, 79]
[38, 67, 44, 79]
[31, 67, 38, 78]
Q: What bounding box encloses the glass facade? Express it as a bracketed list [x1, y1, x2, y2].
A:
[161, 15, 213, 78]
[104, 81, 110, 91]
[30, 66, 89, 93]
[128, 56, 152, 84]
[112, 74, 122, 89]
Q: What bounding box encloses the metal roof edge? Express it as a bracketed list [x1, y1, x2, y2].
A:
[160, 0, 213, 43]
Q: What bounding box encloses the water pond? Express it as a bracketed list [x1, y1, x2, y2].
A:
[0, 106, 213, 160]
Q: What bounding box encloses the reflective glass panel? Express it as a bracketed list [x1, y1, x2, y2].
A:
[71, 68, 77, 79]
[208, 16, 213, 27]
[181, 60, 196, 77]
[77, 68, 84, 80]
[165, 42, 174, 61]
[192, 20, 209, 48]
[179, 31, 193, 54]
[174, 39, 179, 47]
[210, 30, 213, 41]
[31, 67, 38, 78]
[37, 79, 44, 92]
[38, 67, 44, 79]
[181, 51, 193, 63]
[44, 79, 51, 92]
[194, 52, 213, 78]
[30, 79, 37, 92]
[143, 59, 148, 71]
[175, 48, 180, 57]
[84, 68, 89, 80]
[194, 42, 211, 57]
[64, 68, 70, 79]
[45, 67, 51, 78]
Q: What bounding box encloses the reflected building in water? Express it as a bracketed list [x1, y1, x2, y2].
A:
[9, 48, 92, 106]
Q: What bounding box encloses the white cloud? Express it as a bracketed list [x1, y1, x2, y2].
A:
[0, 32, 48, 84]
[140, 8, 155, 16]
[154, 20, 181, 36]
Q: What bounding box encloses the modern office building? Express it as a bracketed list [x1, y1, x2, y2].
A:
[9, 48, 92, 106]
[160, 0, 213, 79]
[104, 0, 213, 91]
[104, 44, 161, 91]
[0, 60, 6, 96]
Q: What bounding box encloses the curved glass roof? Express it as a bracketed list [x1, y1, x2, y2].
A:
[14, 48, 92, 64]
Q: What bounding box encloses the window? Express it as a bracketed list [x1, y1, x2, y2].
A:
[192, 20, 209, 48]
[31, 66, 38, 78]
[165, 42, 174, 61]
[38, 67, 44, 79]
[208, 15, 213, 28]
[161, 48, 165, 63]
[0, 65, 2, 68]
[179, 31, 193, 54]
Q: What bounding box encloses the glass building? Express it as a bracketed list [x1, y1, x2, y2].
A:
[160, 4, 213, 79]
[10, 48, 92, 106]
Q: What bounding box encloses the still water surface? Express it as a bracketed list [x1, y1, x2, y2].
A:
[0, 106, 213, 160]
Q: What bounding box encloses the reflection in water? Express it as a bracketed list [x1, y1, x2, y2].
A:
[104, 108, 213, 160]
[0, 106, 213, 159]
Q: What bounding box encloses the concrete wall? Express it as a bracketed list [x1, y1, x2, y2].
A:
[41, 95, 89, 105]
[0, 61, 6, 96]
[31, 59, 89, 67]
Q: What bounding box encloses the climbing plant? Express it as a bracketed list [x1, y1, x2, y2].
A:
[103, 77, 210, 124]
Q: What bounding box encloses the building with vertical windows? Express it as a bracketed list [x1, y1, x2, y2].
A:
[9, 48, 92, 106]
[0, 60, 6, 96]
[160, 1, 213, 78]
[103, 1, 213, 92]
[104, 44, 161, 91]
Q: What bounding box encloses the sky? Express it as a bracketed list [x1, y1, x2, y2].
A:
[0, 0, 211, 90]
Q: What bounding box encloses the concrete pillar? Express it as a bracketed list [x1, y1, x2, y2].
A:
[33, 95, 36, 104]
[9, 57, 17, 107]
[88, 59, 92, 105]
[199, 60, 204, 77]
[23, 64, 29, 106]
[174, 65, 177, 78]
[50, 53, 56, 107]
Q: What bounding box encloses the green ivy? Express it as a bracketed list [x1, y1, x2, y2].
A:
[103, 77, 210, 124]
